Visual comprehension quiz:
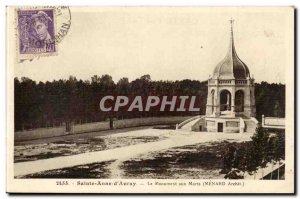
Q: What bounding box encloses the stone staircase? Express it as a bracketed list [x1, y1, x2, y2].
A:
[177, 116, 206, 132]
[177, 115, 201, 130]
[180, 118, 200, 131]
[243, 117, 258, 133]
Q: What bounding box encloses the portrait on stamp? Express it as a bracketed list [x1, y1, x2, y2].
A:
[17, 9, 56, 55]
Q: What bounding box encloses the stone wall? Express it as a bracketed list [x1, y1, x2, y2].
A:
[191, 116, 206, 131]
[114, 116, 191, 129]
[73, 122, 110, 134]
[15, 116, 190, 142]
[205, 117, 240, 133]
[15, 126, 66, 141]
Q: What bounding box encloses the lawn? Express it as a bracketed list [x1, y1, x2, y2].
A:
[17, 140, 247, 179]
[14, 128, 169, 163]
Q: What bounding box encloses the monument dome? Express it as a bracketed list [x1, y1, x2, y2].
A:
[212, 22, 250, 80]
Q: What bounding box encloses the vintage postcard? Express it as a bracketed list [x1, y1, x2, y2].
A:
[6, 7, 294, 194]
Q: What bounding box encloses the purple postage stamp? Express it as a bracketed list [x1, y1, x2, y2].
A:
[17, 9, 57, 59]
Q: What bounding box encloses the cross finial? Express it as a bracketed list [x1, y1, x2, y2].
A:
[229, 18, 234, 34]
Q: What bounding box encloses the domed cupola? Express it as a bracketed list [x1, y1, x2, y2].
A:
[212, 20, 250, 80]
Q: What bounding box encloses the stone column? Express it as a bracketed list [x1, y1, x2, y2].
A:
[244, 85, 251, 118]
[231, 87, 235, 117]
[205, 87, 212, 116]
[215, 79, 221, 117]
[251, 85, 256, 117]
[215, 89, 220, 117]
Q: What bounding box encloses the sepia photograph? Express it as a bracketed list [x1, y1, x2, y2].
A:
[6, 6, 294, 194]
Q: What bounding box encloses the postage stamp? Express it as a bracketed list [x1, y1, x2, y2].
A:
[16, 8, 57, 60]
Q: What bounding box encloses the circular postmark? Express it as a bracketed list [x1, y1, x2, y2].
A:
[52, 6, 72, 44]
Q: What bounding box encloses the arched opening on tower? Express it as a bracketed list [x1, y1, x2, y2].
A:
[220, 90, 231, 111]
[235, 90, 244, 112]
[211, 89, 215, 114]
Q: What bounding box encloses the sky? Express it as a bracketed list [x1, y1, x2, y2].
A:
[14, 7, 293, 84]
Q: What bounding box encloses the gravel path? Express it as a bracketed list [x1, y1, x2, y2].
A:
[15, 130, 252, 177]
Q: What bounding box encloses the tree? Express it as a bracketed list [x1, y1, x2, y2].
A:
[273, 100, 283, 117]
[255, 82, 285, 121]
[221, 145, 236, 174]
[266, 135, 276, 179]
[140, 74, 151, 82]
[249, 126, 269, 179]
[273, 131, 285, 179]
[233, 144, 248, 178]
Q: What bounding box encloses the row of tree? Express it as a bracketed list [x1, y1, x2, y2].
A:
[14, 74, 285, 131]
[222, 127, 285, 179]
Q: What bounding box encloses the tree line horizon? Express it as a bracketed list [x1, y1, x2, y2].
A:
[14, 74, 285, 131]
[14, 76, 286, 85]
